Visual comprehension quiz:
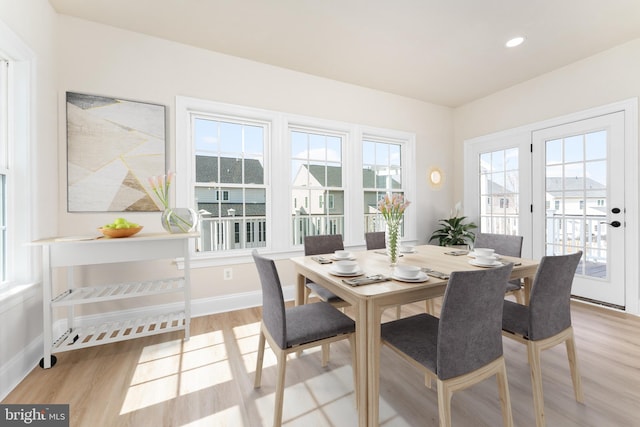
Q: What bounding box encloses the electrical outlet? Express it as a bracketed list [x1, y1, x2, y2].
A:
[223, 268, 233, 280]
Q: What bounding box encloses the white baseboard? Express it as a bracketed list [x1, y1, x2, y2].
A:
[0, 335, 44, 401]
[0, 285, 295, 401]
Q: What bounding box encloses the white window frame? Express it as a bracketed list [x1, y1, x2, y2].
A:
[176, 96, 416, 267]
[0, 20, 36, 298]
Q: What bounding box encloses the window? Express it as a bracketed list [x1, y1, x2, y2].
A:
[363, 139, 407, 235]
[176, 96, 416, 260]
[0, 60, 7, 281]
[0, 25, 34, 288]
[291, 128, 344, 244]
[192, 116, 267, 252]
[479, 148, 519, 234]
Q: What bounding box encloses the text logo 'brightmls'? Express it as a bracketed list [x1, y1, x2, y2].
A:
[1, 405, 69, 426]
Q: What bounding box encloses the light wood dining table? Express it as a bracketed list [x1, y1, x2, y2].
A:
[290, 244, 539, 427]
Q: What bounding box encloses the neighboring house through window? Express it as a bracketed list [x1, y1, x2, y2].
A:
[176, 96, 416, 259]
[363, 138, 407, 234]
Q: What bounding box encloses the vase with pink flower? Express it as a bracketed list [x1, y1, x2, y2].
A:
[377, 194, 411, 266]
[148, 172, 197, 233]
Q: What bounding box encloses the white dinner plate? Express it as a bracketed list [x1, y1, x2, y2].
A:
[391, 272, 429, 282]
[399, 249, 417, 254]
[468, 259, 502, 268]
[329, 269, 364, 277]
[467, 252, 501, 260]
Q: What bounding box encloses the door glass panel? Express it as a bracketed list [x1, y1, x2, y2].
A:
[545, 133, 607, 278]
[478, 148, 519, 235]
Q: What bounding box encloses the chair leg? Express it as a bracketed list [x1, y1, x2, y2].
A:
[565, 329, 584, 403]
[254, 328, 266, 388]
[425, 299, 435, 315]
[424, 373, 433, 389]
[303, 286, 310, 304]
[496, 359, 514, 427]
[321, 343, 330, 367]
[527, 341, 546, 427]
[514, 289, 525, 305]
[436, 379, 453, 427]
[273, 351, 287, 427]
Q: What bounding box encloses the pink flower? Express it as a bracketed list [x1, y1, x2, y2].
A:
[149, 171, 173, 209]
[377, 193, 410, 225]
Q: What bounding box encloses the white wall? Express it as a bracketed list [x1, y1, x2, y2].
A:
[454, 38, 640, 197]
[0, 5, 454, 397]
[453, 38, 640, 313]
[54, 16, 454, 303]
[0, 0, 59, 400]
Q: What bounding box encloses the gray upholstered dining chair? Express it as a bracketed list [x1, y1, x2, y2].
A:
[303, 234, 348, 307]
[381, 263, 515, 427]
[251, 250, 357, 427]
[364, 231, 385, 251]
[474, 233, 525, 304]
[502, 251, 584, 427]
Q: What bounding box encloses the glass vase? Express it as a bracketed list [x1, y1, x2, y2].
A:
[161, 207, 198, 234]
[386, 222, 401, 266]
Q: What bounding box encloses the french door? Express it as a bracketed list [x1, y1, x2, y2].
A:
[465, 101, 637, 311]
[532, 112, 626, 307]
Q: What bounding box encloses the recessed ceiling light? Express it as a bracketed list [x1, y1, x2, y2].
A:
[506, 36, 525, 48]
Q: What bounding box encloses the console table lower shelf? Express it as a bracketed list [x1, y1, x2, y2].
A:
[33, 232, 198, 369]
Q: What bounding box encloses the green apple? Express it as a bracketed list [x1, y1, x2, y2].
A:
[102, 218, 140, 229]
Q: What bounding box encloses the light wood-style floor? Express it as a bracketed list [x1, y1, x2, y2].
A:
[4, 300, 640, 426]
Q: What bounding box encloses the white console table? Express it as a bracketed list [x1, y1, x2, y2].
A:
[33, 232, 198, 369]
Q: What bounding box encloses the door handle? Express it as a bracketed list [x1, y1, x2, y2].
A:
[600, 220, 622, 228]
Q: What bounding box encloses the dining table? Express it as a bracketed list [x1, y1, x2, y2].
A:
[290, 243, 539, 427]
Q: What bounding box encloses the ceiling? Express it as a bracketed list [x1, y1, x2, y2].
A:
[48, 0, 640, 107]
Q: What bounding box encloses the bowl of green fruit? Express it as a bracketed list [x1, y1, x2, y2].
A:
[99, 218, 143, 238]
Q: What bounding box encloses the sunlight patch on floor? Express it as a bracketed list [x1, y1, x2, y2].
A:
[122, 330, 232, 414]
[120, 374, 179, 414]
[182, 329, 225, 351]
[304, 365, 354, 405]
[179, 359, 233, 394]
[317, 394, 358, 427]
[137, 338, 183, 362]
[252, 364, 357, 426]
[179, 405, 245, 427]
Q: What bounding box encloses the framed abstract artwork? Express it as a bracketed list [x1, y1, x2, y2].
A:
[66, 92, 167, 212]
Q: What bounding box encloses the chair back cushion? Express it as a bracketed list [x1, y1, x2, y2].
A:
[364, 231, 386, 250]
[304, 234, 344, 256]
[474, 233, 523, 258]
[528, 251, 582, 340]
[437, 263, 513, 380]
[252, 250, 287, 349]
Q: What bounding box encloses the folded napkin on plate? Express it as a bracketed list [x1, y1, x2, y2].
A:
[342, 275, 389, 286]
[444, 250, 469, 256]
[311, 256, 332, 264]
[421, 268, 449, 279]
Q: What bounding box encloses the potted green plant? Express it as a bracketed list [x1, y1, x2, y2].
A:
[429, 215, 477, 248]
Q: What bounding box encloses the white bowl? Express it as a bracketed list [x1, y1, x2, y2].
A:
[474, 248, 495, 257]
[475, 256, 496, 266]
[333, 260, 359, 274]
[334, 250, 352, 259]
[394, 265, 421, 279]
[400, 245, 415, 253]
